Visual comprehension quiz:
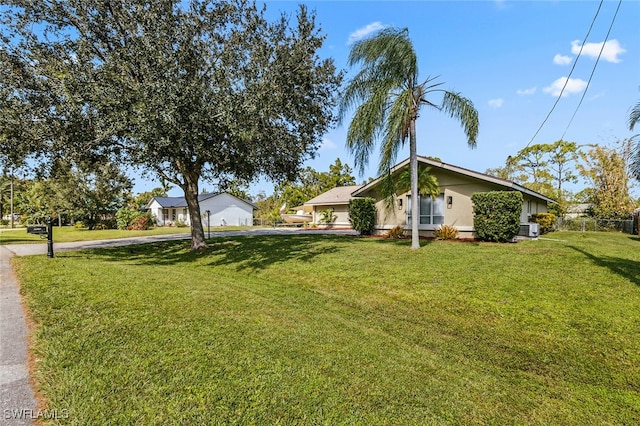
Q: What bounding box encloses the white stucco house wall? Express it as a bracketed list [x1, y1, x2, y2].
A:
[146, 192, 256, 227]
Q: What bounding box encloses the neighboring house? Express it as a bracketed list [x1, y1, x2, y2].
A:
[564, 203, 591, 219]
[146, 192, 256, 227]
[307, 156, 555, 238]
[303, 185, 363, 227]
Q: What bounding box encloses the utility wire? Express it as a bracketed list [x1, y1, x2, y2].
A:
[561, 0, 623, 140]
[524, 0, 603, 148]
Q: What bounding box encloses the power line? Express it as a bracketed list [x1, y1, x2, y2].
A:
[524, 0, 604, 148]
[561, 0, 623, 140]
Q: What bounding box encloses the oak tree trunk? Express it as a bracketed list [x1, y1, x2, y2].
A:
[181, 170, 207, 251]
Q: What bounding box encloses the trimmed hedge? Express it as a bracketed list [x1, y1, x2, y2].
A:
[472, 191, 522, 242]
[349, 197, 377, 235]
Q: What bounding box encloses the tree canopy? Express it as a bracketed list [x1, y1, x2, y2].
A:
[277, 158, 356, 210]
[577, 144, 635, 219]
[492, 141, 580, 216]
[1, 0, 342, 249]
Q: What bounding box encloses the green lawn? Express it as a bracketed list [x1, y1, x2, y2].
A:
[14, 232, 640, 425]
[0, 225, 252, 244]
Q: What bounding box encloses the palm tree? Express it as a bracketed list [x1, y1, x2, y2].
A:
[339, 27, 479, 249]
[628, 99, 640, 180]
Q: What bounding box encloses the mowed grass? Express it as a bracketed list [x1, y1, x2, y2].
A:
[14, 232, 640, 425]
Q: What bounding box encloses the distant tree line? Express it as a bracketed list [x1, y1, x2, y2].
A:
[486, 139, 638, 220]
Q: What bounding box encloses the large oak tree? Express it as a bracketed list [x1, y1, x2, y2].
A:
[1, 0, 341, 249]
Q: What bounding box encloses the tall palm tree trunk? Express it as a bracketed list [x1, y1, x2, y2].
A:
[409, 118, 420, 249]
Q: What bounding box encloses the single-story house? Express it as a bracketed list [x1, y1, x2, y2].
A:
[146, 192, 256, 227]
[565, 203, 591, 218]
[305, 156, 556, 238]
[303, 185, 363, 227]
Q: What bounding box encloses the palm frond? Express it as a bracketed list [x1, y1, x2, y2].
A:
[377, 88, 413, 175]
[629, 100, 640, 131]
[340, 27, 419, 174]
[440, 91, 479, 148]
[379, 164, 440, 213]
[394, 165, 439, 198]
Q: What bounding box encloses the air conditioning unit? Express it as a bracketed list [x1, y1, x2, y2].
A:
[518, 223, 540, 238]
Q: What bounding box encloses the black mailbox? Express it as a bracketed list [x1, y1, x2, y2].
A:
[27, 225, 47, 235]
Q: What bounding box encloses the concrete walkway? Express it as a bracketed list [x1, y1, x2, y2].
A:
[0, 228, 356, 424]
[1, 246, 37, 426]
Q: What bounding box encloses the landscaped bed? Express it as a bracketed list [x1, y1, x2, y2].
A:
[13, 232, 640, 424]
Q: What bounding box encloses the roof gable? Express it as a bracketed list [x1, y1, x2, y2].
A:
[352, 156, 556, 204]
[147, 192, 257, 210]
[149, 196, 188, 208]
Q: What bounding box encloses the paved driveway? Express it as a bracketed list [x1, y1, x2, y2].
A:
[2, 227, 357, 257]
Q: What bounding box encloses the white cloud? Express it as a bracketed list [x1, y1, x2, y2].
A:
[494, 0, 508, 10]
[488, 98, 504, 108]
[517, 87, 537, 96]
[553, 54, 572, 65]
[319, 138, 337, 151]
[570, 39, 626, 63]
[347, 22, 387, 45]
[543, 77, 588, 97]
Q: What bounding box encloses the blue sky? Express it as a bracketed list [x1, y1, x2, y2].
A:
[152, 0, 639, 197]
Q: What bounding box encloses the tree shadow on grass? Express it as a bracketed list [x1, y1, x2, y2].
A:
[568, 246, 640, 286]
[84, 234, 355, 272]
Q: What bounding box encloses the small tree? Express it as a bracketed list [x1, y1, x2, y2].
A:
[348, 198, 377, 235]
[472, 191, 522, 242]
[577, 144, 635, 219]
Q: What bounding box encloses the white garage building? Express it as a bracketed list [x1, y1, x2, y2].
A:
[146, 192, 256, 227]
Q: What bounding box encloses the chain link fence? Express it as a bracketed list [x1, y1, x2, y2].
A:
[558, 217, 636, 234]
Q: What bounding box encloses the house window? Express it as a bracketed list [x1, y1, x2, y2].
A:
[407, 194, 445, 226]
[162, 209, 169, 222]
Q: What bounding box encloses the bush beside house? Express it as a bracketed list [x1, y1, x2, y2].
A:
[472, 191, 522, 242]
[530, 212, 556, 234]
[348, 198, 377, 235]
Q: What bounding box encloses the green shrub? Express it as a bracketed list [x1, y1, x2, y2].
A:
[96, 218, 117, 230]
[434, 224, 459, 240]
[530, 212, 556, 234]
[130, 216, 150, 230]
[472, 191, 522, 242]
[116, 207, 152, 230]
[73, 221, 85, 229]
[386, 225, 405, 239]
[349, 198, 377, 235]
[174, 218, 188, 228]
[319, 209, 336, 224]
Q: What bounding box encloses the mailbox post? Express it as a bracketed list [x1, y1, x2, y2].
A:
[205, 210, 211, 239]
[46, 217, 54, 258]
[26, 218, 54, 258]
